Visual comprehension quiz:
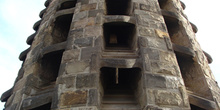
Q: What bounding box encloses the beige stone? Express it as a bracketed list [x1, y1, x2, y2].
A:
[60, 90, 87, 106]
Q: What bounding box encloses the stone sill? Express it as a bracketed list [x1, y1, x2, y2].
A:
[55, 7, 75, 18]
[104, 15, 136, 24]
[42, 41, 67, 57]
[187, 90, 217, 110]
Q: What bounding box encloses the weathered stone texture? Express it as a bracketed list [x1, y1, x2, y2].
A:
[60, 90, 87, 106]
[1, 0, 220, 110]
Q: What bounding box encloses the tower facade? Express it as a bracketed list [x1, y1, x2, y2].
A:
[1, 0, 220, 109]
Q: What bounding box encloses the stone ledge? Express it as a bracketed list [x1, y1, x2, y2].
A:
[55, 8, 75, 18]
[100, 58, 139, 68]
[33, 20, 42, 31]
[172, 43, 195, 58]
[42, 41, 67, 56]
[44, 0, 51, 7]
[187, 91, 217, 110]
[203, 51, 213, 64]
[190, 22, 198, 33]
[1, 87, 13, 102]
[19, 47, 31, 61]
[104, 15, 136, 24]
[22, 92, 53, 109]
[161, 10, 180, 23]
[39, 8, 47, 18]
[60, 0, 76, 4]
[180, 1, 186, 10]
[26, 33, 36, 45]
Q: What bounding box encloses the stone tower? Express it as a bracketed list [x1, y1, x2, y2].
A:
[1, 0, 220, 109]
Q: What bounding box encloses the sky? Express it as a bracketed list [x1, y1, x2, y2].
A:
[0, 0, 219, 109]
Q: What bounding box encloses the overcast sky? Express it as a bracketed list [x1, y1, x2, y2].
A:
[0, 0, 219, 109]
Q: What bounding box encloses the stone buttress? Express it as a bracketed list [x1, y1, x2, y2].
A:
[1, 0, 220, 110]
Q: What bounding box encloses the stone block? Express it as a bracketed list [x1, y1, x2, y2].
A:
[87, 17, 95, 26]
[90, 54, 99, 73]
[74, 18, 88, 29]
[76, 74, 97, 89]
[179, 86, 190, 107]
[62, 49, 80, 63]
[151, 61, 177, 76]
[57, 75, 76, 88]
[164, 37, 173, 51]
[60, 90, 87, 106]
[154, 90, 182, 106]
[74, 37, 93, 47]
[142, 48, 160, 60]
[89, 9, 104, 17]
[5, 104, 17, 110]
[73, 11, 88, 21]
[66, 61, 90, 74]
[100, 58, 137, 68]
[84, 26, 102, 37]
[155, 29, 169, 38]
[81, 47, 100, 60]
[77, 0, 89, 5]
[138, 27, 155, 37]
[147, 37, 168, 50]
[22, 92, 52, 109]
[80, 3, 97, 12]
[144, 74, 166, 88]
[88, 89, 98, 106]
[138, 37, 148, 48]
[69, 29, 83, 38]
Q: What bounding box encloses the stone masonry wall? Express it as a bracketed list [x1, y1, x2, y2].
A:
[1, 0, 220, 110]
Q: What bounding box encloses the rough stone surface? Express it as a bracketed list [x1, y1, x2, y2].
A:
[76, 74, 97, 89]
[2, 0, 220, 110]
[66, 61, 90, 74]
[60, 90, 87, 106]
[155, 90, 182, 106]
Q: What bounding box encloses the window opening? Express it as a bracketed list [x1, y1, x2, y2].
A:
[59, 0, 77, 10]
[103, 22, 135, 50]
[158, 0, 168, 9]
[176, 55, 213, 100]
[190, 104, 205, 110]
[100, 67, 141, 101]
[40, 50, 64, 86]
[30, 102, 51, 110]
[105, 0, 131, 15]
[52, 14, 73, 44]
[164, 17, 179, 40]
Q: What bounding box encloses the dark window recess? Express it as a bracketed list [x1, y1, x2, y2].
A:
[100, 67, 141, 95]
[158, 0, 168, 9]
[105, 0, 131, 15]
[176, 55, 212, 100]
[59, 0, 77, 10]
[40, 50, 64, 86]
[164, 17, 179, 39]
[103, 22, 135, 50]
[30, 102, 52, 110]
[190, 104, 205, 110]
[52, 14, 73, 44]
